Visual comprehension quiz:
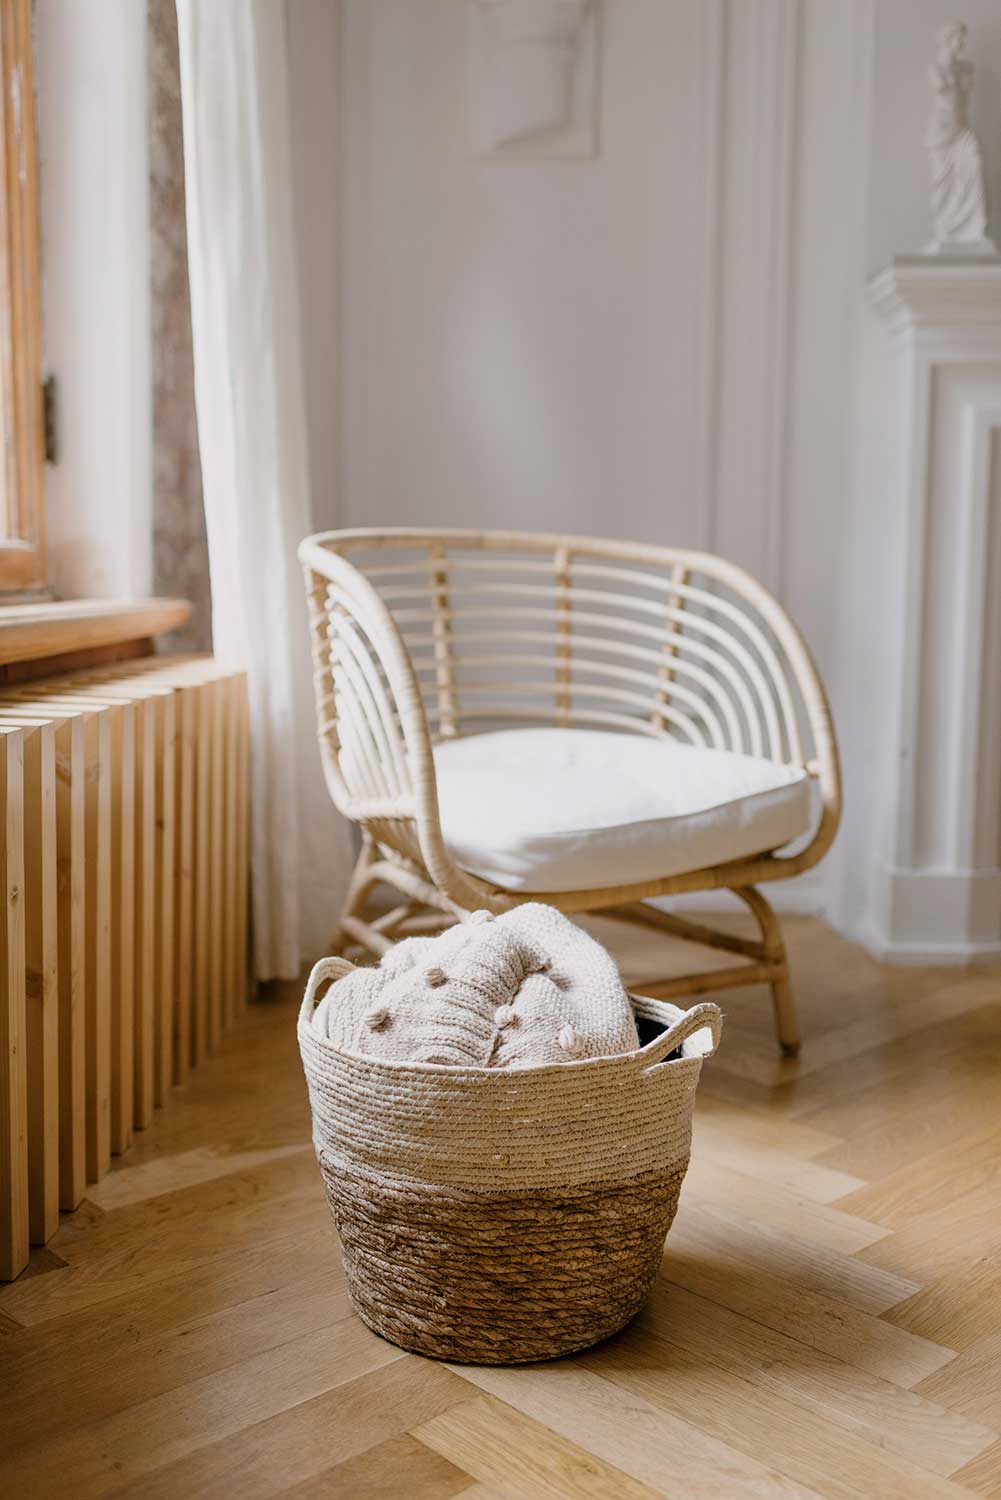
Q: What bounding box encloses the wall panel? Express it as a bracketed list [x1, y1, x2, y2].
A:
[315, 0, 872, 912]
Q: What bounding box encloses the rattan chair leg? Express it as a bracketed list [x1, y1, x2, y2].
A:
[734, 885, 800, 1057]
[768, 970, 801, 1058]
[330, 835, 379, 956]
[605, 887, 799, 1055]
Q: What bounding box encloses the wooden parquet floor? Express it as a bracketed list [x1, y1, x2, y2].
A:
[2, 914, 1001, 1499]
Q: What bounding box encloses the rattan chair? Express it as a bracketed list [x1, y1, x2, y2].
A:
[299, 528, 841, 1055]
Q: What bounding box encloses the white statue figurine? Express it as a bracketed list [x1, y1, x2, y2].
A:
[925, 23, 996, 255]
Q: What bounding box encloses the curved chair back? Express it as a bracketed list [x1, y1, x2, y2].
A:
[299, 528, 840, 905]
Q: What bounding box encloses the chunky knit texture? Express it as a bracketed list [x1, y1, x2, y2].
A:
[312, 904, 640, 1068]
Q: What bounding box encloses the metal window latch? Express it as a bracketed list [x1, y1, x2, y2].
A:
[42, 374, 57, 463]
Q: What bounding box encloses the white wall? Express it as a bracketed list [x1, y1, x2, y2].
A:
[292, 0, 871, 911]
[35, 0, 152, 601]
[290, 0, 1001, 945]
[327, 1, 868, 676]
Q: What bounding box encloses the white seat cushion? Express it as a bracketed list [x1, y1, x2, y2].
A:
[433, 727, 811, 893]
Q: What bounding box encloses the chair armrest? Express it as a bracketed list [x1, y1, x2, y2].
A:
[299, 537, 477, 902]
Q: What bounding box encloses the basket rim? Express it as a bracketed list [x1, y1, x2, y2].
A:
[299, 989, 721, 1082]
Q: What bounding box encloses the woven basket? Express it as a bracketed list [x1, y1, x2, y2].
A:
[298, 954, 722, 1365]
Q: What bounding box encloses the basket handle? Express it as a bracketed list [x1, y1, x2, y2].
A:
[631, 997, 722, 1067]
[303, 954, 357, 1013]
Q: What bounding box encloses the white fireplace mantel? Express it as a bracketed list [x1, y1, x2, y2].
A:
[869, 260, 1001, 343]
[862, 259, 1001, 961]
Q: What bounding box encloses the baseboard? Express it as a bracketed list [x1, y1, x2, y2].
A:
[851, 922, 1001, 965]
[855, 864, 1001, 964]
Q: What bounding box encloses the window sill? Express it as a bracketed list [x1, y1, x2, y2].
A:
[0, 597, 192, 669]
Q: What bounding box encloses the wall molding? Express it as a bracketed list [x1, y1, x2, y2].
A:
[858, 261, 1001, 962]
[713, 0, 801, 594]
[694, 0, 725, 553]
[869, 261, 1001, 342]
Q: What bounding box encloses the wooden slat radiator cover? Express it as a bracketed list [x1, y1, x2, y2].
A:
[0, 656, 249, 1279]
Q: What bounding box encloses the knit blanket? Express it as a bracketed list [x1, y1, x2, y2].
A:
[313, 903, 639, 1068]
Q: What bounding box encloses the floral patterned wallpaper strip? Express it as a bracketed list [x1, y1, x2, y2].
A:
[148, 0, 212, 652]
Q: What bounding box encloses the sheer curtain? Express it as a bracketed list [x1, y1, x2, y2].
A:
[175, 0, 350, 979]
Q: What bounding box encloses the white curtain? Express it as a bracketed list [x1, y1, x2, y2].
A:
[176, 0, 350, 979]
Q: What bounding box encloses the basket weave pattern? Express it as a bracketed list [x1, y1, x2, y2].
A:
[324, 1159, 685, 1363]
[299, 958, 722, 1364]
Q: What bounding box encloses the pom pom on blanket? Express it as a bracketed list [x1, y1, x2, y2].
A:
[312, 903, 639, 1068]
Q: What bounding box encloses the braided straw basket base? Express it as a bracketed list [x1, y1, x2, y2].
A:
[321, 1156, 685, 1364]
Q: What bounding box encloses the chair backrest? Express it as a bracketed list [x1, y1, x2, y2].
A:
[298, 528, 840, 892]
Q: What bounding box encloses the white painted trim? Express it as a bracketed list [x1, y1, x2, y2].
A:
[695, 0, 725, 554]
[864, 862, 1001, 964]
[714, 0, 801, 593]
[863, 262, 1001, 962]
[953, 403, 1001, 867]
[762, 0, 800, 596]
[869, 262, 1001, 343]
[35, 0, 152, 600]
[853, 927, 1001, 966]
[889, 345, 932, 871]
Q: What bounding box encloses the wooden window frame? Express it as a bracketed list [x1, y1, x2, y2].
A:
[0, 0, 44, 595]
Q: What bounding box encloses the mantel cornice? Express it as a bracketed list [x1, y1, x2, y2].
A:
[869, 260, 1001, 346]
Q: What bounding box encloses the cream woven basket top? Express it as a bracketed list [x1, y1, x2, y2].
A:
[298, 908, 721, 1196]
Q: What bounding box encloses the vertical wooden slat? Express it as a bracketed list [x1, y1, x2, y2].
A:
[235, 672, 250, 1010]
[192, 680, 212, 1064]
[37, 675, 164, 1133]
[51, 712, 87, 1208]
[83, 710, 112, 1180]
[60, 666, 224, 1106]
[0, 711, 61, 1242]
[9, 690, 114, 1182]
[0, 696, 90, 1214]
[6, 688, 132, 1176]
[209, 677, 225, 1049]
[173, 685, 195, 1082]
[154, 693, 176, 1107]
[165, 658, 240, 1028]
[132, 695, 156, 1128]
[86, 677, 169, 1132]
[107, 702, 135, 1153]
[0, 727, 28, 1280]
[222, 676, 238, 1027]
[145, 657, 245, 1032]
[20, 719, 58, 1242]
[88, 657, 225, 1064]
[27, 687, 116, 1177]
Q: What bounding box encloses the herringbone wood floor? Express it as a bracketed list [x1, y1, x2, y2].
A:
[2, 914, 1001, 1499]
